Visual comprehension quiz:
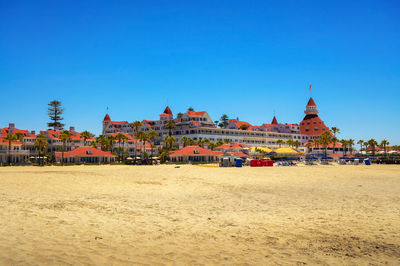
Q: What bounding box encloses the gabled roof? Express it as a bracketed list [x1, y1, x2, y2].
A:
[306, 97, 317, 107]
[45, 129, 95, 141]
[185, 111, 206, 117]
[169, 146, 221, 156]
[164, 106, 173, 115]
[215, 142, 249, 150]
[55, 147, 115, 157]
[271, 116, 278, 125]
[161, 106, 173, 117]
[103, 114, 111, 122]
[229, 120, 252, 130]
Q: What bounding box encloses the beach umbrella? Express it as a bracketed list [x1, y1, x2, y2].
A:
[274, 147, 299, 155]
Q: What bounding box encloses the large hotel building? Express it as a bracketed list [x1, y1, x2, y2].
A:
[1, 96, 334, 164]
[102, 96, 330, 147]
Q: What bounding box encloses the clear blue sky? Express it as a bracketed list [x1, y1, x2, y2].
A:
[1, 0, 399, 145]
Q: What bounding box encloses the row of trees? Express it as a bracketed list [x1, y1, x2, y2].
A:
[275, 139, 301, 148]
[304, 131, 355, 157]
[357, 139, 393, 156]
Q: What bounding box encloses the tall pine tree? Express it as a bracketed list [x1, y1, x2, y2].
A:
[47, 100, 65, 130]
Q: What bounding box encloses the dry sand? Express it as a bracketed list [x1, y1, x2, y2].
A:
[0, 164, 399, 265]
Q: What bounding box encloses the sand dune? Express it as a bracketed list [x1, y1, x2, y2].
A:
[0, 165, 399, 265]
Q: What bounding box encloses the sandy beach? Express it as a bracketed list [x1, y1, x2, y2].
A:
[0, 164, 399, 265]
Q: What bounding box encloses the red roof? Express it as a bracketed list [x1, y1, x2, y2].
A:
[169, 146, 221, 156]
[103, 114, 111, 122]
[0, 138, 22, 145]
[110, 121, 128, 125]
[215, 142, 249, 150]
[0, 127, 38, 143]
[43, 129, 95, 141]
[306, 97, 317, 107]
[271, 116, 278, 125]
[163, 106, 173, 116]
[300, 115, 330, 137]
[185, 111, 206, 117]
[261, 123, 273, 130]
[229, 120, 252, 130]
[55, 147, 115, 157]
[227, 152, 248, 157]
[307, 141, 343, 148]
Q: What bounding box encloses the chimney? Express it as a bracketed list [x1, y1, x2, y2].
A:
[69, 126, 77, 136]
[9, 123, 15, 133]
[31, 130, 35, 135]
[97, 144, 102, 150]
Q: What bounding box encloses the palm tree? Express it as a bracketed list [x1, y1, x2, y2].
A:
[223, 139, 230, 144]
[163, 136, 176, 150]
[95, 135, 108, 150]
[107, 135, 115, 152]
[348, 139, 355, 155]
[148, 130, 158, 164]
[136, 131, 148, 160]
[340, 139, 348, 156]
[293, 140, 301, 149]
[216, 139, 224, 147]
[286, 139, 294, 147]
[330, 127, 340, 153]
[208, 141, 216, 150]
[331, 136, 339, 153]
[357, 140, 364, 152]
[319, 131, 332, 157]
[177, 112, 184, 119]
[276, 139, 284, 148]
[15, 132, 25, 144]
[367, 139, 378, 155]
[305, 141, 313, 153]
[164, 120, 176, 136]
[34, 134, 48, 166]
[115, 133, 128, 162]
[131, 121, 143, 163]
[187, 107, 194, 112]
[188, 138, 197, 146]
[180, 136, 190, 147]
[311, 139, 321, 154]
[60, 130, 72, 165]
[80, 130, 93, 146]
[380, 139, 390, 156]
[3, 133, 17, 165]
[197, 139, 204, 146]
